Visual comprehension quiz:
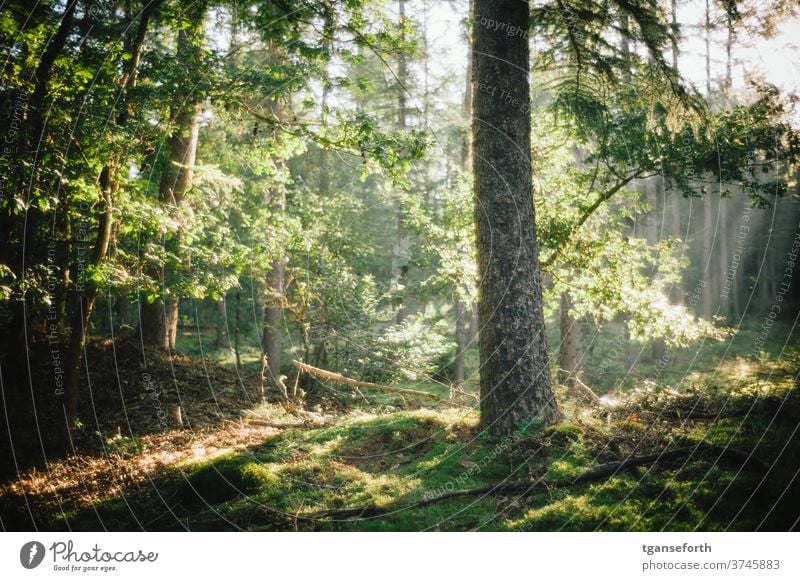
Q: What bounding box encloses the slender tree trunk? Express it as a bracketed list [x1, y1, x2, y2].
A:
[705, 0, 712, 97]
[558, 292, 585, 398]
[454, 299, 467, 390]
[719, 197, 730, 320]
[473, 0, 559, 435]
[393, 0, 411, 325]
[702, 192, 714, 320]
[63, 166, 114, 429]
[647, 178, 667, 360]
[262, 199, 286, 386]
[260, 41, 288, 391]
[215, 298, 230, 349]
[452, 1, 474, 391]
[62, 1, 161, 431]
[671, 0, 679, 69]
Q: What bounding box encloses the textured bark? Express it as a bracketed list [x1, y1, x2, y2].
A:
[473, 0, 559, 435]
[671, 0, 679, 69]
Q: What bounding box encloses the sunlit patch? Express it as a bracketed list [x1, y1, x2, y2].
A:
[598, 394, 621, 407]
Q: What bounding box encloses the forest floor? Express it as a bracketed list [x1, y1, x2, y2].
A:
[1, 331, 799, 531]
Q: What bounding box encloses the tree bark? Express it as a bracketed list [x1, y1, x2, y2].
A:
[473, 0, 559, 435]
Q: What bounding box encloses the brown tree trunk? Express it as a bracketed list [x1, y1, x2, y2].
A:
[719, 197, 730, 320]
[558, 292, 585, 399]
[473, 0, 559, 435]
[139, 14, 203, 351]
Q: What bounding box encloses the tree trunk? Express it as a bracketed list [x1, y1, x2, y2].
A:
[702, 192, 714, 320]
[454, 299, 467, 390]
[260, 40, 288, 391]
[139, 15, 203, 351]
[558, 292, 585, 399]
[62, 2, 161, 431]
[452, 2, 474, 394]
[262, 242, 285, 385]
[705, 0, 712, 97]
[671, 0, 679, 69]
[393, 0, 411, 324]
[719, 197, 730, 320]
[473, 0, 559, 435]
[63, 166, 114, 429]
[215, 297, 230, 349]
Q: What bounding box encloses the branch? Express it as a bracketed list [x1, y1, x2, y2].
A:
[291, 360, 442, 402]
[541, 170, 650, 269]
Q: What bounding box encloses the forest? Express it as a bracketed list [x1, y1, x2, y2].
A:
[0, 0, 799, 532]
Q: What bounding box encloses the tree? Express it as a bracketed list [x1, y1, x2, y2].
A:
[140, 2, 207, 352]
[472, 0, 560, 435]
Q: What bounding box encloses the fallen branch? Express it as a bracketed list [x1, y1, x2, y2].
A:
[292, 360, 442, 402]
[245, 418, 330, 429]
[305, 442, 768, 521]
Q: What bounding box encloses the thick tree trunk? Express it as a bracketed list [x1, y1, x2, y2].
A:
[473, 0, 559, 435]
[719, 197, 730, 320]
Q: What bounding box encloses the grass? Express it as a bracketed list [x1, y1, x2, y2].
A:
[15, 322, 799, 532]
[61, 368, 798, 531]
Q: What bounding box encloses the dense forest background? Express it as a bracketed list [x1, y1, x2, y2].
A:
[1, 0, 799, 531]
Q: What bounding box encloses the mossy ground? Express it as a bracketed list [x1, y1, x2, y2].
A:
[62, 378, 798, 531]
[5, 323, 798, 532]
